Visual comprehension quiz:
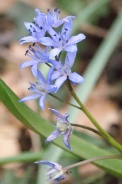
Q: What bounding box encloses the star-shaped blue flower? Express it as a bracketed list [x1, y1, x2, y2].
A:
[40, 19, 86, 58]
[46, 108, 72, 149]
[20, 10, 47, 44]
[50, 52, 84, 91]
[35, 160, 67, 184]
[20, 44, 50, 76]
[19, 68, 56, 110]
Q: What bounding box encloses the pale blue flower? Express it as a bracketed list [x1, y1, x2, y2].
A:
[35, 160, 67, 184]
[19, 68, 56, 110]
[50, 52, 84, 91]
[46, 8, 75, 28]
[20, 10, 47, 44]
[20, 44, 50, 76]
[40, 19, 86, 58]
[46, 108, 72, 149]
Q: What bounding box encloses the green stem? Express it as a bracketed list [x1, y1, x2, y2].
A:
[66, 79, 122, 153]
[63, 155, 122, 170]
[71, 123, 102, 137]
[49, 93, 81, 110]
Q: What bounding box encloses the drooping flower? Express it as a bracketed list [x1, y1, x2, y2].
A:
[46, 108, 72, 149]
[35, 160, 68, 184]
[40, 19, 86, 58]
[20, 44, 51, 76]
[50, 52, 84, 91]
[19, 68, 56, 110]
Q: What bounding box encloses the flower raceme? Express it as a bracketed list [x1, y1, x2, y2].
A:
[46, 108, 72, 150]
[20, 8, 85, 150]
[19, 68, 56, 110]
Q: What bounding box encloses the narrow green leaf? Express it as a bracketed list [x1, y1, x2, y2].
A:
[0, 152, 43, 165]
[0, 79, 122, 178]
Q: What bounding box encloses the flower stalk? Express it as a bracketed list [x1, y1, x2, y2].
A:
[66, 78, 122, 153]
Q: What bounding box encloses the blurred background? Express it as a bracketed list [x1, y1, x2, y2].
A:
[0, 0, 122, 183]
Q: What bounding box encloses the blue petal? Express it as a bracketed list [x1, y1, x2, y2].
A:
[67, 33, 86, 46]
[19, 93, 41, 102]
[54, 76, 67, 91]
[49, 60, 61, 70]
[49, 48, 62, 59]
[62, 19, 72, 40]
[37, 70, 47, 84]
[48, 27, 59, 41]
[39, 94, 46, 110]
[51, 71, 61, 80]
[31, 64, 38, 77]
[63, 125, 72, 150]
[49, 108, 67, 121]
[34, 160, 56, 168]
[45, 130, 61, 142]
[47, 67, 54, 84]
[19, 36, 38, 44]
[47, 85, 57, 93]
[20, 60, 37, 69]
[65, 52, 76, 68]
[64, 45, 77, 52]
[24, 22, 36, 30]
[69, 72, 84, 83]
[40, 37, 56, 47]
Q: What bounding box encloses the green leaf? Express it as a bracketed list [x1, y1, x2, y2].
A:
[0, 79, 122, 178]
[0, 151, 43, 165]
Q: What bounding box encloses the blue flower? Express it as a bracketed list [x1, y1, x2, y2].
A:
[20, 44, 50, 76]
[46, 108, 72, 149]
[50, 52, 84, 91]
[46, 8, 75, 28]
[40, 19, 86, 58]
[19, 68, 56, 110]
[35, 160, 68, 184]
[20, 10, 47, 44]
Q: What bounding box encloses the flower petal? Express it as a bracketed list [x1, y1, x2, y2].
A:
[64, 45, 77, 52]
[69, 72, 84, 84]
[54, 76, 67, 91]
[49, 108, 66, 121]
[47, 85, 57, 93]
[19, 36, 38, 44]
[46, 130, 61, 142]
[31, 64, 38, 77]
[67, 33, 86, 46]
[65, 52, 76, 68]
[19, 93, 41, 102]
[39, 94, 46, 110]
[49, 48, 62, 59]
[51, 71, 61, 80]
[62, 19, 72, 40]
[40, 37, 56, 46]
[63, 125, 72, 150]
[34, 160, 57, 168]
[37, 70, 47, 84]
[20, 60, 37, 69]
[47, 67, 54, 84]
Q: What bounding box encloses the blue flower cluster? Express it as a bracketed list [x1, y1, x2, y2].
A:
[19, 8, 86, 184]
[19, 8, 85, 109]
[19, 8, 85, 148]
